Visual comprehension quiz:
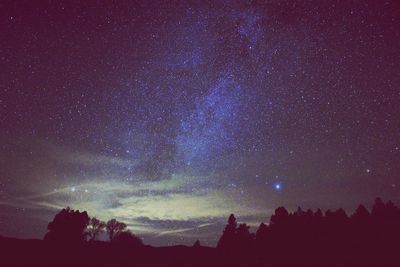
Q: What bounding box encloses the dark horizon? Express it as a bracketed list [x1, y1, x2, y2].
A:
[1, 0, 400, 247]
[1, 198, 400, 267]
[0, 198, 398, 247]
[0, 197, 397, 244]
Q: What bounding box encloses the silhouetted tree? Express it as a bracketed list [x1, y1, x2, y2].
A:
[314, 208, 323, 218]
[236, 223, 254, 249]
[106, 219, 127, 241]
[217, 214, 237, 249]
[296, 206, 305, 216]
[193, 239, 201, 247]
[255, 222, 268, 244]
[44, 207, 89, 243]
[87, 217, 106, 241]
[372, 197, 385, 217]
[352, 204, 370, 222]
[270, 207, 289, 225]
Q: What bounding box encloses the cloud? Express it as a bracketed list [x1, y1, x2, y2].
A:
[0, 138, 271, 245]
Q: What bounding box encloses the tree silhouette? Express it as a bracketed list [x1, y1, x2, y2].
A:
[270, 206, 289, 225]
[255, 222, 268, 247]
[314, 208, 323, 218]
[236, 223, 254, 250]
[193, 239, 201, 247]
[87, 217, 106, 241]
[372, 197, 385, 216]
[44, 207, 89, 243]
[351, 204, 370, 222]
[106, 218, 127, 241]
[217, 214, 237, 250]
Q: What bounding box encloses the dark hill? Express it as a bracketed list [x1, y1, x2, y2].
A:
[0, 236, 218, 267]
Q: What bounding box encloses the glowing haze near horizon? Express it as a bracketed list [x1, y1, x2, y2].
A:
[0, 1, 400, 246]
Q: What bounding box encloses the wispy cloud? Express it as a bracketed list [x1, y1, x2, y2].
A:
[0, 139, 271, 245]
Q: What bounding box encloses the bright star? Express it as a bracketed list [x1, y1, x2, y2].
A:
[273, 182, 282, 191]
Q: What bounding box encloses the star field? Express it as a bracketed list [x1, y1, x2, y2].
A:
[0, 0, 400, 246]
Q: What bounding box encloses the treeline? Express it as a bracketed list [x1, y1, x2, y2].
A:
[216, 197, 400, 266]
[40, 198, 400, 266]
[44, 207, 142, 247]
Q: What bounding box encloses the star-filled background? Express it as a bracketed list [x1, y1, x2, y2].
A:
[1, 0, 399, 246]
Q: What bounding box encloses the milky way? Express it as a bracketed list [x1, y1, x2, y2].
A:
[1, 1, 400, 246]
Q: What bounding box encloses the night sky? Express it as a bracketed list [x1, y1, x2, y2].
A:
[1, 0, 400, 246]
